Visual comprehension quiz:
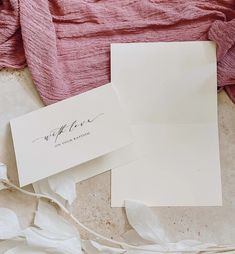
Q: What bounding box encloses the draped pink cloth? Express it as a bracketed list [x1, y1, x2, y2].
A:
[0, 0, 235, 105]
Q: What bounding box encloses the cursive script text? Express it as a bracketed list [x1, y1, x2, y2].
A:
[32, 113, 104, 144]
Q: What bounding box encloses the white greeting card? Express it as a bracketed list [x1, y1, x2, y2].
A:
[111, 41, 222, 207]
[10, 84, 132, 186]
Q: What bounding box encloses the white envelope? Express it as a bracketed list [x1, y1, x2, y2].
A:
[111, 41, 222, 207]
[10, 84, 133, 186]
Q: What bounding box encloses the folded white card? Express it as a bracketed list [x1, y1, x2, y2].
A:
[10, 84, 132, 186]
[111, 41, 222, 207]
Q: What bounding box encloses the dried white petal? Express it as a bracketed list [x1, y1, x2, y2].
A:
[125, 241, 218, 253]
[175, 240, 202, 248]
[0, 239, 25, 254]
[33, 172, 77, 206]
[24, 227, 81, 254]
[175, 240, 217, 251]
[0, 208, 22, 239]
[4, 245, 47, 254]
[0, 162, 8, 191]
[34, 200, 78, 238]
[129, 244, 167, 252]
[48, 173, 77, 205]
[125, 244, 186, 254]
[121, 230, 151, 246]
[33, 179, 67, 206]
[125, 250, 157, 254]
[82, 240, 125, 254]
[125, 200, 169, 243]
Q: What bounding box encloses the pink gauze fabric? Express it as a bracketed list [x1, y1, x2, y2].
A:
[0, 0, 235, 105]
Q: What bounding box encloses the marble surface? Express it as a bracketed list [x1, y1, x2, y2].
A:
[0, 68, 234, 244]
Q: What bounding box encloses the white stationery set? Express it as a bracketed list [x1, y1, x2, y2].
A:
[10, 41, 222, 206]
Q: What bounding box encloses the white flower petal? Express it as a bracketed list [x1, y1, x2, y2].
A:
[48, 173, 77, 205]
[0, 208, 22, 239]
[0, 239, 25, 254]
[33, 179, 67, 206]
[125, 200, 169, 243]
[125, 241, 218, 253]
[0, 162, 8, 191]
[121, 230, 151, 246]
[176, 240, 201, 247]
[125, 251, 156, 254]
[24, 227, 81, 254]
[129, 244, 167, 252]
[4, 245, 47, 254]
[175, 240, 217, 250]
[0, 163, 7, 180]
[125, 244, 180, 253]
[34, 200, 79, 238]
[174, 240, 203, 250]
[82, 240, 125, 254]
[33, 172, 77, 206]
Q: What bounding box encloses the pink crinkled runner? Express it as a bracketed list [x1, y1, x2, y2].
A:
[0, 0, 235, 105]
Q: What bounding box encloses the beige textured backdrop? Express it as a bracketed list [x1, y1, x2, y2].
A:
[0, 68, 234, 243]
